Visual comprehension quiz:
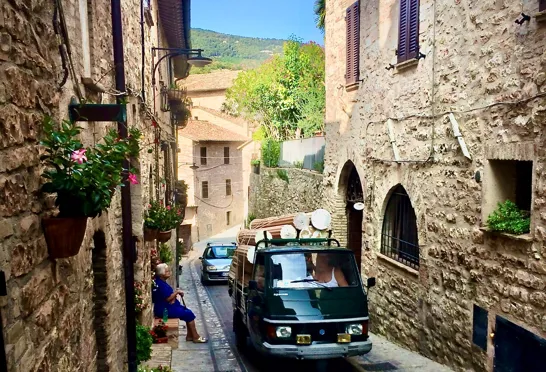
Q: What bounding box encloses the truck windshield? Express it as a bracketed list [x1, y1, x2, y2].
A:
[206, 246, 235, 259]
[269, 251, 360, 289]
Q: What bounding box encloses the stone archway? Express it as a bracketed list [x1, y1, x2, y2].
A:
[338, 161, 364, 272]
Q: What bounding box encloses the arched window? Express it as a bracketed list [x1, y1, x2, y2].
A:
[381, 185, 419, 269]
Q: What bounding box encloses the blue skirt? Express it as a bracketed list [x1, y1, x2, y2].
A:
[154, 303, 196, 322]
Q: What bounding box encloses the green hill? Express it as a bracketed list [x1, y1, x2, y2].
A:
[189, 28, 286, 74]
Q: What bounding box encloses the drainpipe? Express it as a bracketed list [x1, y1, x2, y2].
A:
[110, 1, 137, 371]
[140, 0, 146, 101]
[0, 271, 7, 372]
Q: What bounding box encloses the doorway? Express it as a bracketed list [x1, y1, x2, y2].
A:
[345, 166, 363, 272]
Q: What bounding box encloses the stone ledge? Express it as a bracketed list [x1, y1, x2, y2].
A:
[535, 11, 546, 22]
[377, 254, 419, 277]
[479, 227, 533, 242]
[395, 58, 419, 72]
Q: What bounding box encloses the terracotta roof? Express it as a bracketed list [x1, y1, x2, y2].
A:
[179, 120, 249, 142]
[194, 106, 249, 127]
[183, 70, 242, 92]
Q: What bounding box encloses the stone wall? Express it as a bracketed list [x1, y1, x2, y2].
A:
[324, 0, 546, 371]
[249, 167, 324, 219]
[0, 0, 178, 371]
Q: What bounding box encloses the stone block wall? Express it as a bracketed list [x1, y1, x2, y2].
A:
[324, 0, 546, 371]
[0, 0, 179, 370]
[249, 167, 324, 219]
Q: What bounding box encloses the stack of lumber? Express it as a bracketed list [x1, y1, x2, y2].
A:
[249, 213, 301, 229]
[230, 244, 255, 286]
[236, 226, 282, 246]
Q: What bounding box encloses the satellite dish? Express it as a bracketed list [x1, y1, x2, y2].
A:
[353, 202, 365, 211]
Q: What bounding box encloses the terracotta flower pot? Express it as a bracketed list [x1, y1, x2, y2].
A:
[157, 230, 172, 243]
[154, 337, 169, 344]
[42, 217, 88, 259]
[143, 227, 158, 242]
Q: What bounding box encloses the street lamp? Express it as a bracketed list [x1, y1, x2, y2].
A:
[178, 162, 199, 170]
[151, 47, 212, 85]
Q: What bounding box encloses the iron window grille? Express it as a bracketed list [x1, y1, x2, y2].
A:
[381, 185, 419, 269]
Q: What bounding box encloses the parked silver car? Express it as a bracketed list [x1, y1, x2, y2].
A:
[199, 242, 236, 284]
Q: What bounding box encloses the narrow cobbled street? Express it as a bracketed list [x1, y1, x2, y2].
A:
[177, 227, 452, 372]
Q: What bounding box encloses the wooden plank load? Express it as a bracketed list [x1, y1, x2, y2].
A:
[229, 244, 255, 286]
[236, 227, 282, 246]
[249, 213, 311, 229]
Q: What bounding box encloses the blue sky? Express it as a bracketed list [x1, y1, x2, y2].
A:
[191, 0, 324, 44]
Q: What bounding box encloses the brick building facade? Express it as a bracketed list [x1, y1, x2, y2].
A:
[323, 0, 546, 371]
[0, 0, 190, 370]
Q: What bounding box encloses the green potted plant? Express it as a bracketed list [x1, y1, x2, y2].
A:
[40, 117, 140, 259]
[251, 159, 261, 174]
[487, 200, 530, 235]
[150, 321, 169, 344]
[157, 204, 184, 243]
[136, 324, 153, 365]
[158, 243, 173, 264]
[143, 201, 165, 241]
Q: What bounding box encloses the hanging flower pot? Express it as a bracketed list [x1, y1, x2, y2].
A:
[42, 217, 88, 259]
[157, 230, 172, 243]
[143, 227, 158, 242]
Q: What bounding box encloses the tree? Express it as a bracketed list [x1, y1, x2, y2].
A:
[315, 0, 326, 33]
[223, 37, 325, 141]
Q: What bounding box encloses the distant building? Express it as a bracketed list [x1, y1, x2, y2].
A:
[179, 70, 258, 244]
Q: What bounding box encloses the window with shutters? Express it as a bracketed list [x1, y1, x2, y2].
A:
[224, 146, 230, 164]
[226, 211, 231, 226]
[201, 181, 209, 199]
[226, 179, 232, 196]
[200, 147, 207, 165]
[397, 0, 420, 64]
[345, 1, 360, 86]
[540, 0, 546, 12]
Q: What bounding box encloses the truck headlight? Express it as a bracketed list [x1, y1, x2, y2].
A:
[206, 265, 217, 271]
[346, 323, 363, 335]
[275, 326, 292, 338]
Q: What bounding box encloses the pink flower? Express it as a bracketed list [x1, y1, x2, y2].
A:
[128, 173, 139, 185]
[71, 148, 87, 164]
[166, 205, 171, 210]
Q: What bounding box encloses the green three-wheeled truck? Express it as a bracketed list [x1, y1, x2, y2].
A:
[228, 236, 375, 360]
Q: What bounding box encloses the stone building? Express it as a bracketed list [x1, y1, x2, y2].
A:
[323, 0, 546, 371]
[0, 0, 191, 370]
[178, 71, 257, 244]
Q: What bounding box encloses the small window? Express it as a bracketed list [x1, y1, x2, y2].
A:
[345, 1, 360, 86]
[226, 179, 232, 196]
[381, 185, 419, 269]
[397, 0, 420, 64]
[224, 146, 230, 164]
[200, 147, 207, 165]
[484, 160, 533, 226]
[201, 181, 209, 199]
[226, 211, 231, 225]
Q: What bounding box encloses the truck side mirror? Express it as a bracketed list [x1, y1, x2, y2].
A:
[367, 277, 376, 288]
[249, 280, 258, 291]
[198, 256, 203, 260]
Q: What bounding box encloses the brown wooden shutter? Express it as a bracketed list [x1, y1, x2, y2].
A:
[398, 0, 419, 63]
[540, 0, 546, 12]
[345, 2, 360, 86]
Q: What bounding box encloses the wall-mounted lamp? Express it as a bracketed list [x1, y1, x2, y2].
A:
[515, 13, 531, 25]
[151, 47, 212, 85]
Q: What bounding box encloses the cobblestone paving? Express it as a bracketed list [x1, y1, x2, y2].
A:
[142, 344, 171, 370]
[171, 253, 241, 372]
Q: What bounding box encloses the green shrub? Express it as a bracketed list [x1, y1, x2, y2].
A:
[276, 169, 289, 183]
[159, 243, 173, 264]
[136, 324, 153, 365]
[251, 159, 261, 166]
[245, 213, 257, 228]
[293, 160, 304, 169]
[487, 200, 530, 235]
[313, 161, 324, 173]
[261, 139, 280, 167]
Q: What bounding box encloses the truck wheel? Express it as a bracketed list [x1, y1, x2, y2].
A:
[200, 274, 207, 285]
[233, 311, 247, 350]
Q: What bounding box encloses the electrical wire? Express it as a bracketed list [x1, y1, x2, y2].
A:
[193, 194, 234, 209]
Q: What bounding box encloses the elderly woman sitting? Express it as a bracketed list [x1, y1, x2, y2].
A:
[152, 263, 207, 343]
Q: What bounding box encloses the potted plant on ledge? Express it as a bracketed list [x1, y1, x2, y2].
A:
[40, 117, 141, 259]
[157, 204, 184, 243]
[143, 201, 164, 241]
